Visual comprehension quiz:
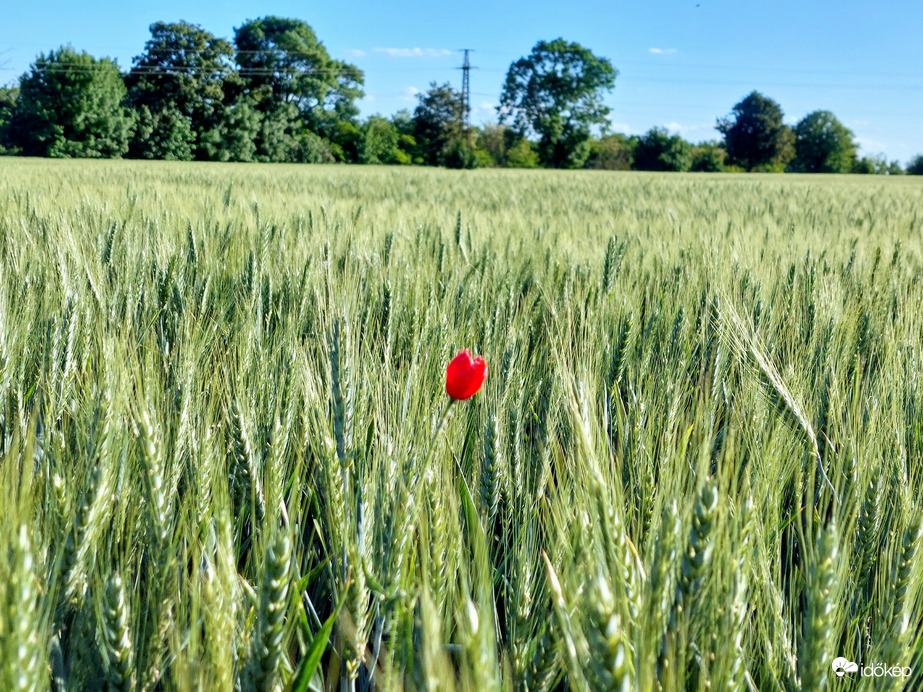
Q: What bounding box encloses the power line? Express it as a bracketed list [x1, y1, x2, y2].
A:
[10, 62, 923, 93]
[4, 43, 922, 79]
[9, 62, 446, 76]
[8, 50, 921, 88]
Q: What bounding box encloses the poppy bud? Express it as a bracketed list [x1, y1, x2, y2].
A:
[446, 349, 487, 400]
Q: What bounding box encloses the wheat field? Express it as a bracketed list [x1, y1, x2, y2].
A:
[0, 158, 921, 691]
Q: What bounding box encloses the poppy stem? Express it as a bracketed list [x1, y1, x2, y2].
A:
[422, 398, 456, 468]
[432, 398, 457, 439]
[427, 399, 480, 533]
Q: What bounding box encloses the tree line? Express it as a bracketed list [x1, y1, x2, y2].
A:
[1, 17, 921, 174]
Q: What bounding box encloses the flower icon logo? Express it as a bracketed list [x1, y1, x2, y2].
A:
[832, 657, 859, 677]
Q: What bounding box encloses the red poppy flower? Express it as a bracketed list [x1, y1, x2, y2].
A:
[446, 349, 487, 400]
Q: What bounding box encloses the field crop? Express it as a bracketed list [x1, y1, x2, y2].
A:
[0, 158, 922, 691]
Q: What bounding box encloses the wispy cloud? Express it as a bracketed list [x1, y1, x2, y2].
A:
[472, 101, 498, 121]
[374, 47, 453, 58]
[400, 86, 420, 102]
[348, 49, 366, 58]
[855, 136, 886, 153]
[665, 122, 716, 141]
[649, 48, 677, 55]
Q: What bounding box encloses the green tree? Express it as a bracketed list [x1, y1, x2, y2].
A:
[310, 62, 364, 143]
[472, 123, 539, 168]
[474, 124, 506, 167]
[131, 104, 195, 160]
[391, 108, 415, 139]
[716, 91, 795, 171]
[233, 16, 363, 137]
[690, 141, 726, 172]
[791, 110, 856, 173]
[254, 101, 300, 162]
[390, 109, 418, 163]
[633, 127, 692, 171]
[199, 96, 261, 162]
[125, 21, 234, 158]
[853, 154, 890, 175]
[327, 121, 362, 162]
[360, 115, 411, 165]
[854, 155, 879, 174]
[505, 138, 541, 168]
[292, 131, 336, 163]
[584, 133, 635, 170]
[906, 155, 923, 175]
[0, 87, 17, 153]
[441, 138, 477, 169]
[412, 82, 466, 166]
[499, 38, 617, 169]
[9, 47, 133, 158]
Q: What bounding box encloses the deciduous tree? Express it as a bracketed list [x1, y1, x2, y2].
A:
[792, 110, 856, 173]
[199, 96, 261, 162]
[906, 155, 923, 175]
[585, 133, 635, 170]
[412, 82, 465, 166]
[499, 39, 616, 168]
[716, 91, 794, 171]
[690, 141, 726, 172]
[0, 87, 17, 153]
[360, 115, 412, 165]
[233, 16, 363, 137]
[131, 104, 195, 160]
[10, 47, 133, 158]
[126, 21, 234, 159]
[633, 127, 691, 171]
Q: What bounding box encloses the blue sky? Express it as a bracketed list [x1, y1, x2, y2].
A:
[2, 0, 921, 163]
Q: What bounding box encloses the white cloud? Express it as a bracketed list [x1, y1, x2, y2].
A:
[349, 49, 366, 57]
[855, 136, 886, 153]
[400, 86, 420, 102]
[374, 47, 453, 58]
[472, 101, 498, 120]
[664, 122, 717, 141]
[609, 122, 635, 133]
[649, 48, 677, 55]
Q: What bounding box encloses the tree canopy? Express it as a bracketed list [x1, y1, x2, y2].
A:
[126, 21, 235, 159]
[412, 82, 466, 166]
[127, 22, 234, 121]
[0, 87, 17, 154]
[359, 115, 413, 165]
[9, 47, 133, 158]
[232, 17, 363, 160]
[634, 127, 692, 172]
[716, 91, 795, 172]
[792, 110, 856, 173]
[0, 21, 910, 173]
[690, 142, 726, 172]
[234, 17, 363, 127]
[499, 39, 616, 168]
